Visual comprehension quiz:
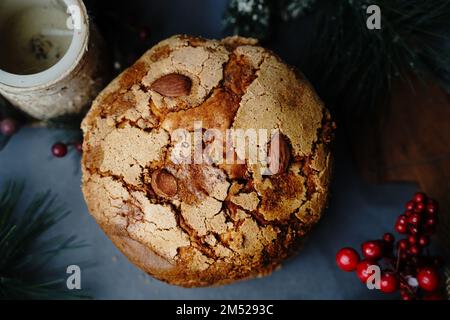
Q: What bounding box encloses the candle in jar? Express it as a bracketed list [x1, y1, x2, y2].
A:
[0, 6, 73, 74]
[0, 0, 109, 120]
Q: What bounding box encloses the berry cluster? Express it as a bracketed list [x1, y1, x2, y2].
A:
[51, 141, 83, 158]
[336, 192, 444, 300]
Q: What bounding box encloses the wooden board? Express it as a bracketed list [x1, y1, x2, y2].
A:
[353, 79, 450, 249]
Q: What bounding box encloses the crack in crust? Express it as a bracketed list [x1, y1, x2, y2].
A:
[81, 35, 334, 287]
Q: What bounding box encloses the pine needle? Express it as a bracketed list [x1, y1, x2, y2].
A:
[0, 181, 89, 299]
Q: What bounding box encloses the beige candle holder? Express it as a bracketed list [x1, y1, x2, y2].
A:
[0, 0, 110, 120]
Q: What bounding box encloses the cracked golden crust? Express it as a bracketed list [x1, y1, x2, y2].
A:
[81, 35, 333, 287]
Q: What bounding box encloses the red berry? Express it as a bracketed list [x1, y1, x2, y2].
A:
[0, 118, 17, 136]
[380, 273, 399, 293]
[408, 235, 417, 245]
[418, 235, 429, 247]
[397, 215, 407, 225]
[408, 245, 420, 256]
[395, 223, 407, 234]
[405, 201, 415, 211]
[383, 233, 395, 244]
[417, 267, 440, 292]
[397, 239, 409, 250]
[413, 192, 426, 203]
[52, 143, 68, 158]
[408, 225, 419, 235]
[408, 213, 421, 226]
[336, 248, 360, 272]
[400, 290, 412, 300]
[426, 217, 437, 227]
[404, 210, 413, 217]
[414, 202, 425, 213]
[426, 200, 438, 214]
[356, 260, 377, 283]
[361, 240, 384, 260]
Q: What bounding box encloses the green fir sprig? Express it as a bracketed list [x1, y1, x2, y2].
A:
[223, 0, 318, 39]
[0, 181, 88, 299]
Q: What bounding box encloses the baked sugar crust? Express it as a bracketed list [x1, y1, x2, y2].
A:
[81, 35, 334, 287]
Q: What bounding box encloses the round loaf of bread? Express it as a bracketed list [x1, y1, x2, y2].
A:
[81, 35, 333, 287]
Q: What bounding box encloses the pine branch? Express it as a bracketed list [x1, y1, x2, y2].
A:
[223, 0, 274, 40]
[279, 0, 317, 21]
[0, 181, 89, 299]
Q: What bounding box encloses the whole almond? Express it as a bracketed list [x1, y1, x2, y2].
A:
[268, 132, 290, 175]
[151, 169, 178, 197]
[150, 73, 192, 97]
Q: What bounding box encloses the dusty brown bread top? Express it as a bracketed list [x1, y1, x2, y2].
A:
[81, 35, 333, 286]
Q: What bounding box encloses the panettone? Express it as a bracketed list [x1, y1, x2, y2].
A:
[81, 35, 333, 287]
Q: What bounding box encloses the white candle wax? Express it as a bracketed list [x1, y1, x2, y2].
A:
[0, 6, 73, 74]
[0, 0, 109, 120]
